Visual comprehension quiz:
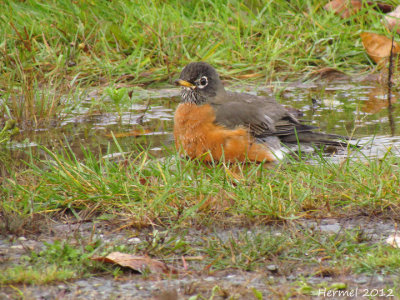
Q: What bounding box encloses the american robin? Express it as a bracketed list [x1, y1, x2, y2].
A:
[174, 62, 348, 162]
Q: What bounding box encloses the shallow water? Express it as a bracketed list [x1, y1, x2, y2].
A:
[4, 80, 400, 163]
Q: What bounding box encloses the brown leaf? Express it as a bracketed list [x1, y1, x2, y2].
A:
[384, 6, 400, 34]
[309, 67, 347, 80]
[374, 2, 395, 13]
[91, 252, 178, 274]
[324, 0, 362, 18]
[139, 177, 148, 185]
[105, 129, 150, 138]
[360, 32, 400, 64]
[325, 1, 394, 18]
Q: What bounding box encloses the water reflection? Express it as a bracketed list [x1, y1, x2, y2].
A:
[3, 81, 400, 163]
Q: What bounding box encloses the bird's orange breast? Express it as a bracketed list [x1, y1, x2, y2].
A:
[173, 103, 275, 162]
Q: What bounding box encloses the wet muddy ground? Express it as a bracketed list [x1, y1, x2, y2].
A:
[0, 216, 398, 299]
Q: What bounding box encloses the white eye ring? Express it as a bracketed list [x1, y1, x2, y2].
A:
[196, 76, 208, 89]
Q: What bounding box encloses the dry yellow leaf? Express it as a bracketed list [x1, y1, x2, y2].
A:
[384, 6, 400, 34]
[324, 0, 362, 18]
[360, 32, 400, 64]
[91, 252, 178, 274]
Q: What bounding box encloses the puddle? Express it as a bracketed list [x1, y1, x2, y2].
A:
[3, 80, 400, 164]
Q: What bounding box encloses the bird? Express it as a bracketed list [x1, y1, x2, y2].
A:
[173, 62, 349, 163]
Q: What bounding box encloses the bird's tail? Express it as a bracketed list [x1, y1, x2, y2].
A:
[280, 131, 354, 148]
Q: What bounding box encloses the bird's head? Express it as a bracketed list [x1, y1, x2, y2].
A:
[174, 62, 224, 104]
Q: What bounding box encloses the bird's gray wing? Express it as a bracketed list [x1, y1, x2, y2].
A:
[211, 92, 310, 137]
[211, 92, 350, 147]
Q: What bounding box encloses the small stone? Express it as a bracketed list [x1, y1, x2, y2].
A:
[320, 223, 341, 233]
[287, 275, 296, 281]
[204, 276, 215, 282]
[10, 245, 23, 250]
[354, 276, 368, 284]
[67, 60, 77, 67]
[267, 264, 278, 272]
[127, 238, 141, 244]
[76, 280, 88, 287]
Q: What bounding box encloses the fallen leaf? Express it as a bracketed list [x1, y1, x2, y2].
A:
[105, 129, 150, 138]
[386, 234, 400, 248]
[325, 0, 394, 18]
[139, 177, 148, 185]
[373, 2, 395, 13]
[309, 67, 347, 80]
[384, 6, 400, 34]
[91, 252, 178, 274]
[324, 0, 362, 18]
[360, 32, 400, 64]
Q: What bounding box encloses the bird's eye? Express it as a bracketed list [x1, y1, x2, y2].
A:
[197, 76, 208, 89]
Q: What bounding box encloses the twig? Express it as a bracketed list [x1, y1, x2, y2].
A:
[387, 36, 396, 136]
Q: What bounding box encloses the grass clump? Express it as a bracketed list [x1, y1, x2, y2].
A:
[0, 0, 385, 92]
[0, 120, 19, 145]
[3, 142, 400, 226]
[0, 240, 97, 285]
[0, 265, 76, 285]
[354, 244, 400, 275]
[0, 0, 392, 127]
[198, 227, 397, 275]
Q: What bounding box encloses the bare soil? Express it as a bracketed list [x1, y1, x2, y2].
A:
[0, 216, 398, 299]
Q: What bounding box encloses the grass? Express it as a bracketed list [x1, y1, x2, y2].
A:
[1, 0, 382, 85]
[1, 0, 400, 297]
[0, 240, 111, 285]
[0, 0, 396, 127]
[2, 140, 400, 281]
[3, 142, 400, 225]
[0, 265, 78, 285]
[1, 142, 400, 289]
[1, 219, 399, 296]
[1, 0, 386, 83]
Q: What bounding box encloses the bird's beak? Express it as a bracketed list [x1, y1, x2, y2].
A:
[174, 79, 195, 88]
